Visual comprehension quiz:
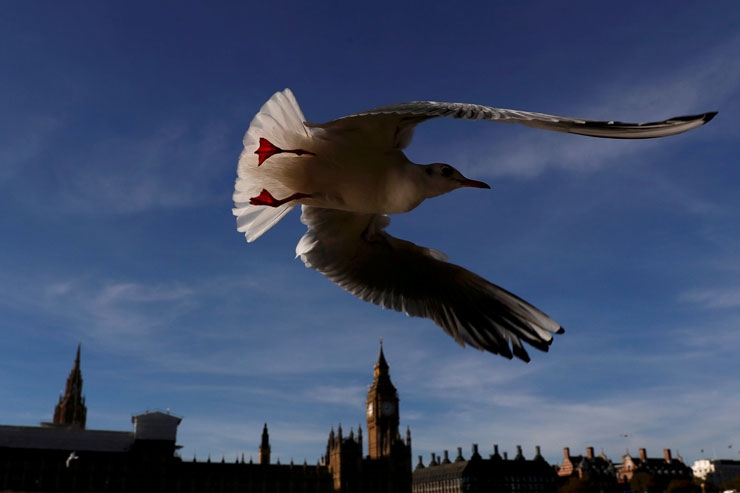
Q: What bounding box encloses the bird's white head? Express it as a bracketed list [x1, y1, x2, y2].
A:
[421, 163, 490, 199]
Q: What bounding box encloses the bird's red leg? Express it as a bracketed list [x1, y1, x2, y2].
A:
[255, 138, 316, 166]
[249, 189, 311, 207]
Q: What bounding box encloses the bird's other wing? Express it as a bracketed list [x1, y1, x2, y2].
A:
[296, 206, 564, 362]
[307, 111, 426, 150]
[308, 100, 717, 148]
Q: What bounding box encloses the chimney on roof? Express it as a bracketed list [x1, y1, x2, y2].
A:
[587, 447, 594, 459]
[455, 447, 464, 462]
[664, 449, 672, 463]
[564, 447, 570, 459]
[515, 445, 524, 460]
[639, 448, 647, 461]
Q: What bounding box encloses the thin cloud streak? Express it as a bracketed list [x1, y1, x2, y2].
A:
[56, 121, 231, 214]
[681, 287, 740, 309]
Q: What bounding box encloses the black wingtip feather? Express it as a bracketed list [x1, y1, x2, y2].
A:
[513, 345, 531, 363]
[670, 111, 718, 124]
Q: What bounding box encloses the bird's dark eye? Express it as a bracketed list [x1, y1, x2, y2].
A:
[441, 166, 453, 177]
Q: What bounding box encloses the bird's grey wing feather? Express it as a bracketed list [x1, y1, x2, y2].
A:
[307, 100, 716, 149]
[296, 206, 563, 362]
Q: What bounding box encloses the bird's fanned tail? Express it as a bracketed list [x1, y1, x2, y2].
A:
[233, 89, 315, 242]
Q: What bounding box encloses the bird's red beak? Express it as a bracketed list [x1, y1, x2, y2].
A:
[460, 178, 491, 189]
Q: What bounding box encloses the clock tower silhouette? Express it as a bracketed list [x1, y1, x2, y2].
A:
[366, 339, 401, 459]
[327, 340, 412, 492]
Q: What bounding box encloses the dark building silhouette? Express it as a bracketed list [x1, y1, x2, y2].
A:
[0, 343, 698, 493]
[325, 341, 413, 492]
[0, 342, 413, 492]
[557, 446, 618, 492]
[413, 443, 558, 493]
[615, 448, 692, 489]
[51, 342, 87, 429]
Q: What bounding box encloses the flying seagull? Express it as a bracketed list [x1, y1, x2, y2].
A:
[233, 89, 715, 362]
[66, 451, 79, 468]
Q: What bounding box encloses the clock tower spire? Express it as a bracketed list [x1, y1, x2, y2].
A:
[366, 339, 400, 459]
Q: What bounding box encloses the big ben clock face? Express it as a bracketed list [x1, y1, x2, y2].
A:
[381, 402, 395, 415]
[366, 402, 373, 417]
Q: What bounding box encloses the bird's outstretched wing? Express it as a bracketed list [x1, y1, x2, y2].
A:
[307, 100, 717, 149]
[296, 206, 563, 362]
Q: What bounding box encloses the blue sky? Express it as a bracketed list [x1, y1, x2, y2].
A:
[1, 1, 739, 468]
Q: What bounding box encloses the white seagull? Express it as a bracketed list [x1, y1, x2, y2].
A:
[233, 89, 716, 362]
[66, 451, 79, 468]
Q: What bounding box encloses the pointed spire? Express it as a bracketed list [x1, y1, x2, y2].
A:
[368, 337, 396, 400]
[259, 423, 271, 465]
[375, 338, 389, 375]
[53, 343, 87, 428]
[261, 423, 270, 447]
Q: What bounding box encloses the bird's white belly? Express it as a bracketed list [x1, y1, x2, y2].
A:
[290, 148, 422, 214]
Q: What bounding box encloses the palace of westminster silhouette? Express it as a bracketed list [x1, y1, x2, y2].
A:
[0, 343, 694, 493]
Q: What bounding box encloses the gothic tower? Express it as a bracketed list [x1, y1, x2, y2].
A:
[326, 425, 363, 492]
[327, 341, 412, 492]
[366, 340, 400, 459]
[259, 423, 271, 465]
[53, 343, 87, 428]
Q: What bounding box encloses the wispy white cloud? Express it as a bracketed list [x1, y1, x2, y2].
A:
[681, 287, 740, 309]
[409, 377, 740, 466]
[304, 385, 368, 408]
[0, 114, 61, 182]
[0, 115, 237, 216]
[54, 120, 235, 214]
[52, 279, 196, 341]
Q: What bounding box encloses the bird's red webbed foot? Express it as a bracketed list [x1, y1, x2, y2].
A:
[255, 138, 316, 166]
[249, 189, 311, 207]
